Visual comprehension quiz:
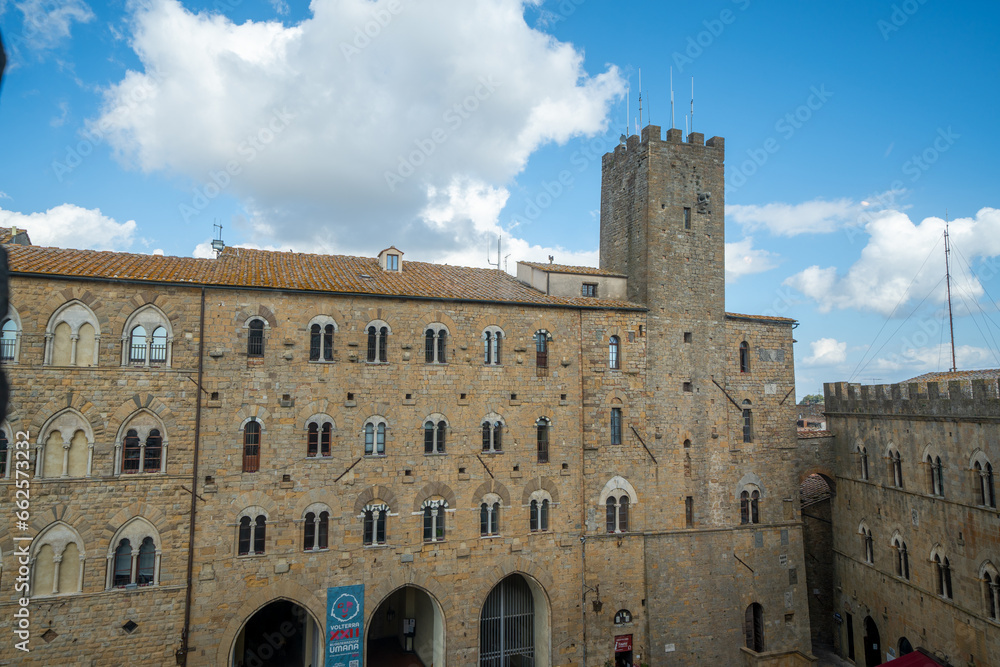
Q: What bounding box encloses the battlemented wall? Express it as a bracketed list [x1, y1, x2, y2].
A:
[824, 380, 1000, 666]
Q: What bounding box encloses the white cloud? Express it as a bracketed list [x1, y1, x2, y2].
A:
[870, 344, 998, 374]
[95, 0, 624, 265]
[804, 337, 847, 366]
[729, 198, 861, 236]
[785, 207, 1000, 315]
[724, 237, 778, 283]
[14, 0, 94, 52]
[0, 204, 136, 250]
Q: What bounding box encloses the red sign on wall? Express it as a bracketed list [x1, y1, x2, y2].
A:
[614, 634, 632, 652]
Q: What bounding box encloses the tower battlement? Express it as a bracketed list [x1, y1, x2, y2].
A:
[824, 379, 1000, 418]
[603, 124, 724, 166]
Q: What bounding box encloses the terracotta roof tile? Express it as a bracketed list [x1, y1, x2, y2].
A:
[7, 244, 645, 309]
[905, 369, 1000, 383]
[725, 312, 797, 324]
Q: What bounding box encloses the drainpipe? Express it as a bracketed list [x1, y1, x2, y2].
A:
[178, 287, 206, 665]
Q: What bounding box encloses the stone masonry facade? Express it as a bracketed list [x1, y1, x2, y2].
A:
[0, 126, 813, 666]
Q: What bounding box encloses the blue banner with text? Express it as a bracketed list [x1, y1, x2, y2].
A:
[325, 584, 364, 667]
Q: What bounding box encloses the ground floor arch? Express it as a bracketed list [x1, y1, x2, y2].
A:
[231, 598, 322, 667]
[863, 615, 882, 666]
[479, 572, 550, 667]
[367, 585, 445, 667]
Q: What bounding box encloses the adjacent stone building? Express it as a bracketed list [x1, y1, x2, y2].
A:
[823, 375, 1000, 666]
[0, 126, 814, 666]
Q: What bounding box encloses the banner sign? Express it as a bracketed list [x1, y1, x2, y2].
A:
[614, 634, 633, 652]
[326, 585, 364, 667]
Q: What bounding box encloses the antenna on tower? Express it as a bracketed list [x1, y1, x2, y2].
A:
[211, 221, 225, 257]
[638, 68, 642, 131]
[626, 77, 630, 137]
[670, 67, 675, 129]
[487, 235, 502, 271]
[690, 76, 695, 134]
[944, 211, 957, 372]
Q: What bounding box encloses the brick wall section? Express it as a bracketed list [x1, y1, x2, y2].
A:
[825, 380, 1000, 666]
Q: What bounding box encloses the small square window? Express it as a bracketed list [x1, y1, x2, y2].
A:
[582, 283, 597, 297]
[683, 382, 693, 392]
[683, 332, 692, 343]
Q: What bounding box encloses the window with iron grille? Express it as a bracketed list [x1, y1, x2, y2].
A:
[247, 320, 265, 358]
[536, 418, 550, 463]
[742, 401, 753, 443]
[582, 283, 597, 297]
[534, 330, 549, 374]
[242, 419, 261, 473]
[129, 326, 147, 363]
[0, 318, 17, 362]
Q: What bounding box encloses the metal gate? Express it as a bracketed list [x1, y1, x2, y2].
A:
[479, 574, 534, 667]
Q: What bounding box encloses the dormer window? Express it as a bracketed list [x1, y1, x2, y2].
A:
[378, 246, 403, 272]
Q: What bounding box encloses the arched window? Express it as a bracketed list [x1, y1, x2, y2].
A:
[310, 323, 335, 361]
[739, 341, 751, 373]
[129, 326, 147, 363]
[424, 418, 446, 455]
[482, 418, 503, 453]
[535, 329, 550, 375]
[890, 449, 903, 488]
[744, 603, 764, 652]
[39, 410, 94, 478]
[303, 510, 329, 551]
[122, 304, 172, 367]
[122, 429, 141, 473]
[45, 300, 100, 367]
[740, 488, 760, 525]
[934, 551, 952, 599]
[236, 511, 267, 555]
[364, 419, 387, 456]
[31, 523, 85, 596]
[424, 324, 448, 364]
[860, 525, 874, 564]
[859, 446, 870, 481]
[307, 419, 333, 458]
[611, 407, 622, 446]
[115, 411, 167, 475]
[529, 498, 550, 532]
[606, 494, 629, 533]
[741, 400, 753, 443]
[105, 517, 161, 589]
[113, 539, 133, 587]
[363, 503, 388, 546]
[253, 515, 267, 554]
[366, 323, 389, 363]
[238, 517, 252, 555]
[609, 335, 620, 369]
[892, 535, 910, 580]
[536, 417, 550, 463]
[0, 314, 20, 363]
[982, 564, 999, 620]
[480, 495, 501, 537]
[247, 319, 265, 358]
[243, 419, 261, 472]
[926, 454, 944, 496]
[483, 326, 504, 365]
[974, 458, 996, 508]
[422, 498, 447, 542]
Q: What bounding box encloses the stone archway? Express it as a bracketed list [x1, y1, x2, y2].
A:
[479, 573, 550, 667]
[231, 599, 322, 667]
[863, 615, 882, 666]
[366, 585, 445, 667]
[800, 472, 835, 653]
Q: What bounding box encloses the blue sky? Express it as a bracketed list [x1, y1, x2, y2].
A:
[1, 0, 999, 398]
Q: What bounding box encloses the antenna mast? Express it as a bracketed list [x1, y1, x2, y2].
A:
[670, 67, 675, 129]
[487, 235, 502, 271]
[638, 68, 642, 131]
[626, 78, 630, 137]
[944, 213, 957, 371]
[690, 76, 694, 134]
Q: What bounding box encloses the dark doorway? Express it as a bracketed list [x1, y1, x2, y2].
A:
[233, 599, 320, 667]
[800, 473, 835, 653]
[863, 615, 882, 666]
[367, 586, 442, 667]
[846, 612, 855, 661]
